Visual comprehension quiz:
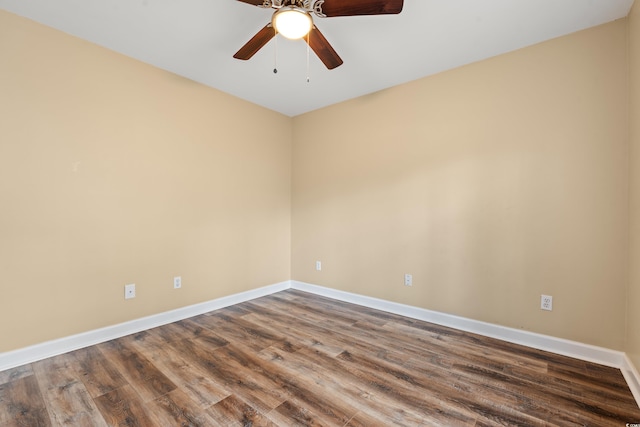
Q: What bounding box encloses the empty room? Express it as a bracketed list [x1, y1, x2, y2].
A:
[1, 0, 640, 425]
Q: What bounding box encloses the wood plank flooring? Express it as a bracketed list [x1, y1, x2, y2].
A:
[1, 289, 639, 426]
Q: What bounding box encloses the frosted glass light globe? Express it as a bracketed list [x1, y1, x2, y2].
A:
[273, 7, 312, 40]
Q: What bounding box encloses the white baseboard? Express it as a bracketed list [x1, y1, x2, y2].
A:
[622, 354, 640, 405]
[291, 281, 626, 369]
[2, 278, 637, 408]
[0, 281, 291, 372]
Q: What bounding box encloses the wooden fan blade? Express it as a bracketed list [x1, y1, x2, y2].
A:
[233, 24, 276, 60]
[237, 0, 266, 6]
[319, 0, 403, 17]
[306, 26, 343, 70]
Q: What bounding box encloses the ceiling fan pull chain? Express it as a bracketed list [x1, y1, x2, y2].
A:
[306, 32, 310, 83]
[273, 34, 278, 74]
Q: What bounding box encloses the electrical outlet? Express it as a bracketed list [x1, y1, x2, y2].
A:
[404, 274, 413, 286]
[316, 261, 322, 271]
[173, 276, 182, 289]
[541, 294, 553, 311]
[124, 283, 136, 300]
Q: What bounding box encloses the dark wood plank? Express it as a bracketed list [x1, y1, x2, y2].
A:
[243, 299, 408, 362]
[126, 330, 231, 408]
[149, 317, 230, 347]
[335, 349, 481, 425]
[168, 337, 289, 413]
[265, 399, 325, 426]
[344, 410, 391, 427]
[148, 388, 219, 426]
[257, 344, 432, 426]
[32, 353, 107, 426]
[0, 364, 34, 385]
[70, 345, 128, 398]
[283, 289, 401, 327]
[210, 340, 362, 426]
[198, 310, 286, 352]
[97, 337, 176, 402]
[241, 310, 346, 357]
[93, 384, 155, 427]
[207, 394, 276, 426]
[0, 374, 51, 427]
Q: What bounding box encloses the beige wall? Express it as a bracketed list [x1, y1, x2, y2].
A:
[292, 20, 629, 349]
[0, 10, 292, 352]
[629, 0, 640, 369]
[1, 7, 636, 357]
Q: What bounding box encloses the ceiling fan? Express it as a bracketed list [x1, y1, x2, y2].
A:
[233, 0, 404, 70]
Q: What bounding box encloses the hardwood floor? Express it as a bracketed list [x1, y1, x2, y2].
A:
[1, 289, 639, 426]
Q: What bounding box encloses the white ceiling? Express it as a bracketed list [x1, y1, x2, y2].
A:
[0, 0, 634, 116]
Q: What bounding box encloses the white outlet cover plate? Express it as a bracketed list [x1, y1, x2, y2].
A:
[174, 276, 182, 289]
[404, 274, 413, 286]
[125, 283, 136, 299]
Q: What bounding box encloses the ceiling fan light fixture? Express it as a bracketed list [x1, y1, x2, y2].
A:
[272, 7, 312, 40]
